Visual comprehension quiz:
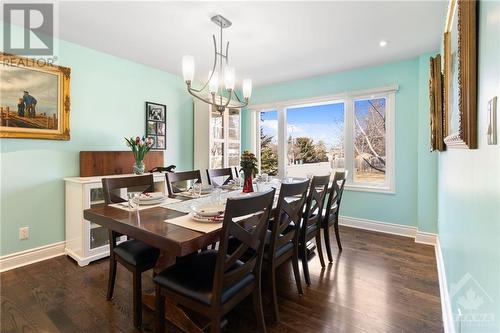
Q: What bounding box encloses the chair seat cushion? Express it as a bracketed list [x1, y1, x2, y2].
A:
[154, 250, 255, 306]
[264, 241, 293, 260]
[114, 239, 160, 267]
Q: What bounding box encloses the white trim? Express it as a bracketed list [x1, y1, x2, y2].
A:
[248, 85, 399, 111]
[339, 215, 417, 238]
[415, 231, 438, 245]
[435, 237, 456, 333]
[0, 241, 66, 273]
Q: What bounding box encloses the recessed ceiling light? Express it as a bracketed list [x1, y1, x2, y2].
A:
[379, 40, 388, 47]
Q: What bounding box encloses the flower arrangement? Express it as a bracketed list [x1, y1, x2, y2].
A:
[125, 136, 154, 174]
[240, 150, 258, 177]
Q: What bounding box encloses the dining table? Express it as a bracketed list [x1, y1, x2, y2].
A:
[83, 187, 273, 332]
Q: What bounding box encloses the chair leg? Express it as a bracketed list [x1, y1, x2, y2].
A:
[323, 224, 333, 263]
[292, 246, 303, 295]
[106, 256, 117, 300]
[301, 240, 311, 286]
[315, 230, 325, 268]
[210, 317, 221, 333]
[252, 285, 267, 333]
[132, 270, 142, 328]
[268, 265, 279, 323]
[155, 284, 165, 333]
[334, 219, 342, 251]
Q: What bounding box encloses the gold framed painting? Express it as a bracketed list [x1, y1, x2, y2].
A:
[429, 54, 444, 152]
[443, 0, 477, 149]
[0, 52, 71, 140]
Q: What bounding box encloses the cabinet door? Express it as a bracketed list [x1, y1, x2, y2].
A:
[227, 108, 241, 168]
[210, 109, 225, 169]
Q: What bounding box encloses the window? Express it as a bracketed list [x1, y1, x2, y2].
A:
[253, 86, 396, 193]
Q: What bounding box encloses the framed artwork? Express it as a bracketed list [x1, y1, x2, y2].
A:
[443, 0, 478, 149]
[429, 54, 445, 152]
[0, 52, 71, 140]
[145, 101, 166, 150]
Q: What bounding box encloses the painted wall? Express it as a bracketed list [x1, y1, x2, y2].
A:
[242, 57, 438, 231]
[438, 1, 500, 331]
[0, 22, 193, 256]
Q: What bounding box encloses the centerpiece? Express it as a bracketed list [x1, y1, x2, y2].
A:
[240, 150, 258, 193]
[125, 136, 153, 174]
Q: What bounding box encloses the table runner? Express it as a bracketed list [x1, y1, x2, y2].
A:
[110, 198, 182, 212]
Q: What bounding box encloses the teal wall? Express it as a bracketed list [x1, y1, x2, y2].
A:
[438, 1, 500, 331]
[0, 23, 193, 255]
[243, 57, 438, 231]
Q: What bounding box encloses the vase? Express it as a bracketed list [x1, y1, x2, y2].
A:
[133, 161, 145, 175]
[243, 175, 254, 193]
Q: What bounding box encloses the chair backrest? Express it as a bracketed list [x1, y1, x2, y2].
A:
[101, 174, 155, 204]
[302, 175, 330, 234]
[206, 168, 234, 186]
[269, 179, 310, 257]
[324, 171, 348, 217]
[165, 170, 202, 197]
[233, 166, 240, 179]
[212, 189, 275, 304]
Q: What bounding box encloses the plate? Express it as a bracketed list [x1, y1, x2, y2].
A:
[191, 203, 225, 217]
[190, 213, 223, 223]
[133, 196, 166, 205]
[136, 192, 165, 201]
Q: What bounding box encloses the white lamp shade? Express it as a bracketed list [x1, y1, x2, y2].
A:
[208, 70, 219, 94]
[182, 55, 195, 82]
[242, 79, 252, 99]
[224, 67, 235, 90]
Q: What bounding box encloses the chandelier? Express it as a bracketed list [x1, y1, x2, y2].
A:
[182, 15, 252, 113]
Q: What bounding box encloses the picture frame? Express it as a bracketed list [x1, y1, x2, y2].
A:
[0, 52, 71, 140]
[429, 54, 445, 152]
[443, 0, 478, 149]
[145, 101, 166, 150]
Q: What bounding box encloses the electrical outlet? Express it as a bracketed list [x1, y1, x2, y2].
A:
[19, 227, 29, 240]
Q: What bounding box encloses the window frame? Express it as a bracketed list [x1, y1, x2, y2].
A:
[250, 85, 397, 194]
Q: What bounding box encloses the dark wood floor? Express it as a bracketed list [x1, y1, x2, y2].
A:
[1, 226, 443, 333]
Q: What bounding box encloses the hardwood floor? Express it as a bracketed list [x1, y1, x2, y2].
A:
[1, 226, 443, 333]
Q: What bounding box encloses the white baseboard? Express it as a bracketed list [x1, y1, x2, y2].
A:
[415, 231, 438, 245]
[339, 215, 417, 238]
[435, 237, 455, 333]
[0, 241, 66, 273]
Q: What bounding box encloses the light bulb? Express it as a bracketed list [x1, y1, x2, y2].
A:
[208, 70, 219, 94]
[242, 79, 252, 99]
[224, 67, 235, 90]
[182, 55, 195, 82]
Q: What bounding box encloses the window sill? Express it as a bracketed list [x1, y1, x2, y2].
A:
[345, 184, 395, 194]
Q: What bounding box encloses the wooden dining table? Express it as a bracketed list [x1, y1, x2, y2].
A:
[84, 200, 224, 333]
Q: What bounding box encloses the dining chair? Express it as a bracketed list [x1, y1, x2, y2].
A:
[165, 170, 202, 197]
[154, 189, 276, 333]
[101, 174, 160, 328]
[265, 179, 310, 322]
[299, 174, 330, 285]
[206, 168, 234, 186]
[322, 171, 348, 259]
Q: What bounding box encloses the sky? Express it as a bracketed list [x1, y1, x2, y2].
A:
[260, 98, 385, 149]
[0, 65, 58, 116]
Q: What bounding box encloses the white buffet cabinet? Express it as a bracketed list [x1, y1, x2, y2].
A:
[64, 173, 167, 266]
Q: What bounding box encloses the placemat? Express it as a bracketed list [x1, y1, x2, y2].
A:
[110, 198, 182, 212]
[164, 214, 223, 233]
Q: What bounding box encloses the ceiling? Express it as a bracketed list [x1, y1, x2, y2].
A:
[57, 1, 448, 87]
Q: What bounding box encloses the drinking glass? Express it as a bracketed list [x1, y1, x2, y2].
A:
[211, 188, 222, 204]
[261, 173, 269, 183]
[192, 183, 202, 197]
[127, 192, 140, 211]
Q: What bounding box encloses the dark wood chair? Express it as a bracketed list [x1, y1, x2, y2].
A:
[206, 168, 234, 186]
[101, 174, 160, 328]
[322, 171, 347, 259]
[299, 174, 330, 285]
[154, 190, 276, 333]
[165, 170, 202, 197]
[265, 179, 310, 322]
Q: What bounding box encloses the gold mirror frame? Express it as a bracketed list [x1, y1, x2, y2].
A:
[443, 0, 477, 149]
[0, 52, 71, 140]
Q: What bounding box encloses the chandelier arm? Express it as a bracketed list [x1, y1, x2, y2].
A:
[233, 91, 249, 108]
[223, 90, 233, 108]
[187, 86, 213, 105]
[188, 35, 219, 94]
[225, 42, 229, 65]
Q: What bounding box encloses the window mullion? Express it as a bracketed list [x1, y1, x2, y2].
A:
[278, 107, 286, 178]
[344, 98, 355, 184]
